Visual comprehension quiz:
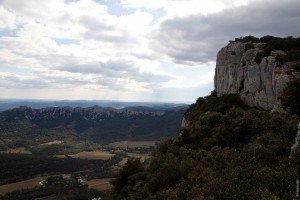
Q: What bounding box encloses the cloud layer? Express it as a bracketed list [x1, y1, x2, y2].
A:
[0, 0, 299, 102]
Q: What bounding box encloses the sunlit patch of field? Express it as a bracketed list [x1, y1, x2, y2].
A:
[85, 178, 112, 191]
[126, 152, 151, 162]
[0, 177, 43, 195]
[52, 154, 67, 158]
[38, 140, 62, 146]
[107, 140, 158, 149]
[0, 147, 32, 154]
[69, 150, 114, 160]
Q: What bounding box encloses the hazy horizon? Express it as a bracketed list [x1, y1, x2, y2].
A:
[0, 98, 191, 104]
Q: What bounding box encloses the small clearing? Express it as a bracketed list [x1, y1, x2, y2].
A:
[53, 154, 67, 158]
[38, 140, 62, 146]
[85, 178, 112, 191]
[0, 147, 32, 154]
[69, 150, 114, 160]
[107, 141, 158, 149]
[126, 152, 150, 162]
[0, 177, 43, 195]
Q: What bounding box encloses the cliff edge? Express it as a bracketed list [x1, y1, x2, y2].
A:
[214, 36, 300, 110]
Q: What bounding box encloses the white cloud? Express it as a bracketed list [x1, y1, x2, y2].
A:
[150, 0, 300, 65]
[0, 6, 16, 29]
[0, 0, 299, 102]
[121, 0, 248, 18]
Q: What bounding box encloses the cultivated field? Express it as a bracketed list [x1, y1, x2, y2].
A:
[0, 177, 43, 195]
[53, 154, 67, 158]
[126, 152, 151, 162]
[38, 140, 62, 146]
[69, 150, 114, 160]
[85, 178, 112, 191]
[107, 140, 158, 149]
[0, 147, 32, 154]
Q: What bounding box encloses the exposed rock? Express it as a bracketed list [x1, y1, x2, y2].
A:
[214, 41, 296, 110]
[2, 106, 165, 122]
[181, 117, 189, 128]
[290, 122, 300, 158]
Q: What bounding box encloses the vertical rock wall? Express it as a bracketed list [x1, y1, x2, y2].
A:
[214, 41, 295, 110]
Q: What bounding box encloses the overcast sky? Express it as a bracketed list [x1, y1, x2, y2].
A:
[0, 0, 299, 102]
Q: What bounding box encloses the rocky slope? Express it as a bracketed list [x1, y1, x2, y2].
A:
[0, 106, 187, 142]
[214, 36, 299, 110]
[1, 106, 165, 121]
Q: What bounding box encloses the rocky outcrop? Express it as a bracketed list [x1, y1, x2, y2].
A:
[2, 106, 165, 122]
[214, 41, 297, 110]
[290, 122, 300, 158]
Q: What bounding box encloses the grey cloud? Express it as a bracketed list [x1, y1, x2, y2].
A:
[57, 60, 137, 77]
[56, 60, 173, 87]
[80, 15, 137, 44]
[0, 74, 50, 89]
[151, 0, 300, 65]
[0, 72, 92, 89]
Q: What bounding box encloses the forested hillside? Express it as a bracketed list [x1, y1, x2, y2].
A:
[108, 92, 300, 199]
[0, 106, 186, 149]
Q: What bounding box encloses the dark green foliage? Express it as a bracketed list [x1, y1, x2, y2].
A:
[284, 50, 300, 62]
[293, 62, 300, 71]
[235, 36, 260, 43]
[109, 93, 299, 200]
[185, 91, 244, 119]
[260, 35, 278, 43]
[254, 51, 266, 63]
[0, 107, 185, 146]
[0, 154, 121, 185]
[275, 55, 284, 64]
[245, 42, 254, 51]
[281, 78, 300, 115]
[235, 35, 300, 64]
[111, 158, 144, 196]
[262, 36, 300, 62]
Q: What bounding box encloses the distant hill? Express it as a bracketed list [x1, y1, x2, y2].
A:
[0, 105, 188, 147]
[0, 99, 188, 112]
[108, 36, 300, 200]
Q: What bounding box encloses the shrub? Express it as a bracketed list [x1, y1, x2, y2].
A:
[293, 62, 300, 71]
[241, 36, 260, 43]
[245, 43, 254, 51]
[280, 78, 300, 115]
[255, 52, 266, 63]
[260, 35, 277, 43]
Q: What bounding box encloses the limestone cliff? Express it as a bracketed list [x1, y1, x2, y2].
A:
[214, 39, 299, 110]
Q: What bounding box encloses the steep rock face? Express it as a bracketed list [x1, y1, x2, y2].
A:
[2, 106, 165, 122]
[290, 122, 300, 157]
[214, 41, 296, 110]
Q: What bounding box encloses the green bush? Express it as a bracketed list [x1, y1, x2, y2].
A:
[281, 78, 300, 115]
[255, 52, 266, 63]
[109, 93, 299, 199]
[245, 42, 254, 51]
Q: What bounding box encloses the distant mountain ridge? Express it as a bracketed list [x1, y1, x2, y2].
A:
[1, 105, 166, 121]
[0, 105, 187, 143]
[0, 99, 188, 112]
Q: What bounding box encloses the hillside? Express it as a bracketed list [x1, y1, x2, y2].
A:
[107, 36, 300, 200]
[0, 105, 186, 149]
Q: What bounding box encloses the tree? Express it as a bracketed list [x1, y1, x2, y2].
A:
[281, 78, 300, 115]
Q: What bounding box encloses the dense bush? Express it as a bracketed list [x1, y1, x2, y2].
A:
[234, 36, 300, 64]
[255, 51, 266, 63]
[281, 78, 300, 115]
[108, 93, 299, 200]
